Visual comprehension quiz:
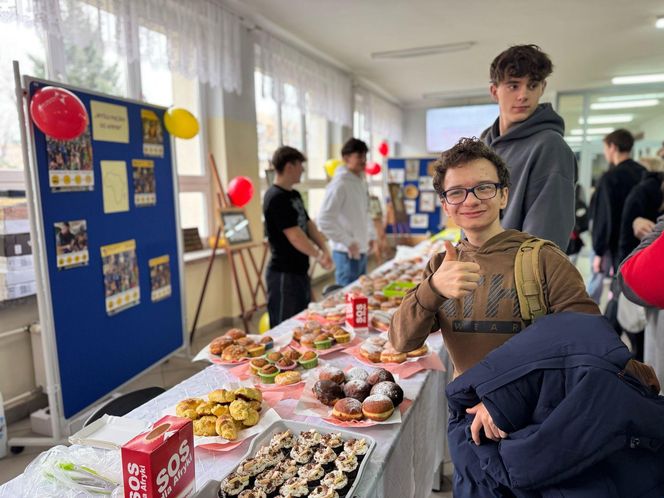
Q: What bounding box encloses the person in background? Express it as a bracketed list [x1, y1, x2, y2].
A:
[590, 129, 647, 276]
[615, 157, 663, 361]
[566, 163, 589, 262]
[263, 146, 333, 326]
[618, 214, 664, 392]
[318, 138, 377, 286]
[481, 44, 576, 250]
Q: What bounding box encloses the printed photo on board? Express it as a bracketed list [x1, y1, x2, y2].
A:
[132, 159, 156, 207]
[149, 255, 172, 302]
[47, 128, 94, 192]
[54, 220, 89, 269]
[141, 109, 164, 158]
[100, 239, 140, 315]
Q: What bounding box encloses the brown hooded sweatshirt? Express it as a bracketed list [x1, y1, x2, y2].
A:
[389, 229, 601, 376]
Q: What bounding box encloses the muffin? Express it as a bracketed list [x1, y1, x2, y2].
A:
[321, 470, 349, 493]
[275, 357, 297, 371]
[282, 349, 302, 362]
[344, 438, 369, 462]
[266, 351, 283, 364]
[254, 469, 285, 494]
[275, 458, 299, 480]
[334, 451, 359, 478]
[236, 457, 267, 477]
[313, 445, 338, 470]
[308, 486, 339, 498]
[238, 489, 267, 498]
[297, 350, 319, 369]
[289, 444, 313, 465]
[247, 343, 266, 357]
[258, 364, 280, 384]
[314, 333, 333, 350]
[297, 462, 325, 489]
[332, 329, 351, 344]
[220, 472, 250, 497]
[320, 432, 344, 454]
[300, 333, 316, 349]
[260, 335, 274, 350]
[250, 358, 269, 374]
[297, 429, 322, 448]
[279, 477, 309, 497]
[270, 430, 296, 453]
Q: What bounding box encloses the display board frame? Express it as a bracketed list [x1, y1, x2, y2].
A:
[14, 68, 187, 441]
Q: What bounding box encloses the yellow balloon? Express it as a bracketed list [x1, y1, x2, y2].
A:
[324, 158, 341, 178]
[163, 107, 199, 139]
[258, 312, 270, 334]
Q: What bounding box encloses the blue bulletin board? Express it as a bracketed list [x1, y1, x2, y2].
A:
[24, 77, 185, 420]
[386, 157, 442, 235]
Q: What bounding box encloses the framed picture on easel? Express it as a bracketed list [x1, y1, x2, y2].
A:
[220, 208, 252, 245]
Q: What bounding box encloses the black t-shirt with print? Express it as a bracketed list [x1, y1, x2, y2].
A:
[263, 185, 310, 274]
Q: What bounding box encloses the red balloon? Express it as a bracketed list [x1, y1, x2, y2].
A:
[227, 176, 255, 207]
[378, 140, 389, 157]
[366, 162, 382, 175]
[29, 86, 88, 140]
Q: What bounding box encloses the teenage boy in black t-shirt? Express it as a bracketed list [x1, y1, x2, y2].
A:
[263, 146, 333, 326]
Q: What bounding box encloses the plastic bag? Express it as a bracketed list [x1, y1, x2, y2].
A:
[20, 444, 123, 497]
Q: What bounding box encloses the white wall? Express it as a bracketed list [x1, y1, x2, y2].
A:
[401, 107, 428, 157]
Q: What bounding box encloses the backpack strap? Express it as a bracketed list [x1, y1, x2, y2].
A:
[514, 238, 549, 325]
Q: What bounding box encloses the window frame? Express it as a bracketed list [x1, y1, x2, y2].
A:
[0, 9, 214, 239]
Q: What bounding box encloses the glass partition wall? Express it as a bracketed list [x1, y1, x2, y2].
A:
[557, 84, 664, 197]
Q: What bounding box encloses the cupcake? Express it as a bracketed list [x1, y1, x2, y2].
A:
[321, 470, 349, 494]
[308, 485, 339, 498]
[266, 351, 283, 364]
[320, 433, 344, 454]
[247, 343, 266, 357]
[314, 334, 333, 350]
[257, 446, 285, 468]
[275, 357, 297, 371]
[297, 351, 319, 369]
[334, 451, 359, 478]
[313, 445, 338, 470]
[282, 349, 301, 362]
[220, 472, 250, 497]
[238, 489, 268, 498]
[279, 477, 309, 497]
[297, 462, 325, 489]
[254, 469, 285, 494]
[332, 329, 351, 344]
[289, 444, 313, 465]
[258, 364, 280, 384]
[236, 457, 267, 477]
[343, 438, 369, 462]
[270, 430, 296, 453]
[250, 358, 269, 374]
[274, 458, 299, 480]
[297, 429, 322, 448]
[260, 335, 274, 350]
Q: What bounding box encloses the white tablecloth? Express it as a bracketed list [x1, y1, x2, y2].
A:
[0, 250, 451, 498]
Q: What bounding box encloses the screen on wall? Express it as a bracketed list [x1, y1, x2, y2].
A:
[426, 104, 499, 153]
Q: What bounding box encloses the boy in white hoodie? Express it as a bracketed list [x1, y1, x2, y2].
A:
[318, 138, 377, 286]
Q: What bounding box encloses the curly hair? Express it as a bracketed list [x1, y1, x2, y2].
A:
[490, 44, 553, 84]
[432, 137, 511, 200]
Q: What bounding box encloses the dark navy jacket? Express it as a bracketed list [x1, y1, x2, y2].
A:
[446, 312, 664, 497]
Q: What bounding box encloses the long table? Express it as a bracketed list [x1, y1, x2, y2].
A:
[0, 255, 451, 497]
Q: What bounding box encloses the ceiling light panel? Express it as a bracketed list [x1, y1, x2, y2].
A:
[612, 74, 664, 85]
[372, 41, 475, 59]
[579, 114, 634, 125]
[590, 99, 660, 110]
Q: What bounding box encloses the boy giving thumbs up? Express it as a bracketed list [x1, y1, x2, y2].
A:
[389, 138, 600, 441]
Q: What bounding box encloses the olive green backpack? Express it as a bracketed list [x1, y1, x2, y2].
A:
[514, 237, 556, 325]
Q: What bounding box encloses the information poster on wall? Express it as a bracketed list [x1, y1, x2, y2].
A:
[54, 220, 89, 269]
[101, 161, 129, 214]
[47, 129, 94, 192]
[90, 101, 129, 143]
[101, 239, 140, 315]
[149, 255, 172, 302]
[132, 159, 156, 207]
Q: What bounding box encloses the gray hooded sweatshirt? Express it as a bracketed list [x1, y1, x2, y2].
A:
[481, 103, 576, 249]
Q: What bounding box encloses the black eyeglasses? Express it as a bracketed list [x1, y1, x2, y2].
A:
[441, 182, 503, 205]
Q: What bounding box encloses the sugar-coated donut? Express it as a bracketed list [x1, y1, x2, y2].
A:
[343, 379, 372, 402]
[313, 380, 344, 407]
[332, 397, 363, 421]
[370, 381, 404, 407]
[361, 394, 394, 421]
[366, 368, 395, 386]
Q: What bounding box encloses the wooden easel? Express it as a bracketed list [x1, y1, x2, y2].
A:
[189, 154, 268, 344]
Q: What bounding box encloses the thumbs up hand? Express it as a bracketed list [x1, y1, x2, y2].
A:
[430, 241, 481, 299]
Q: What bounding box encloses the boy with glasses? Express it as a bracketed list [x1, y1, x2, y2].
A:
[481, 45, 576, 250]
[390, 137, 600, 441]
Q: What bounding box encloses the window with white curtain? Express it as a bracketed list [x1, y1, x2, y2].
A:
[0, 19, 46, 189]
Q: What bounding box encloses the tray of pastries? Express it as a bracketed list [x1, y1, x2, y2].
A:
[167, 386, 280, 448]
[195, 328, 291, 365]
[218, 420, 376, 498]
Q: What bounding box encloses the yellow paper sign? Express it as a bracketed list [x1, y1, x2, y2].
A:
[90, 101, 129, 143]
[101, 161, 129, 213]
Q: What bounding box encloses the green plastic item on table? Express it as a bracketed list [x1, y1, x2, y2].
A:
[382, 281, 416, 298]
[43, 460, 119, 494]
